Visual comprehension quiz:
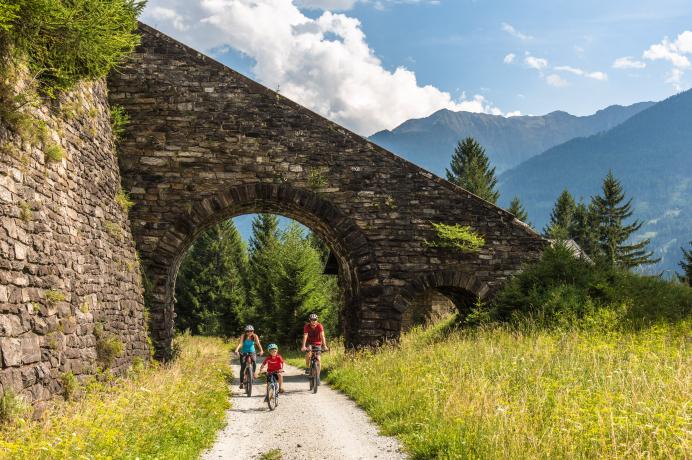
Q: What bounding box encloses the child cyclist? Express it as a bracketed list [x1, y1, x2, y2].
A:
[255, 343, 285, 395]
[234, 325, 264, 389]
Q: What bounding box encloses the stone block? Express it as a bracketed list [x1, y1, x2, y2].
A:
[0, 338, 21, 367]
[21, 335, 41, 364]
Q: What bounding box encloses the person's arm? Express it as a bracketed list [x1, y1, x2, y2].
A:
[234, 337, 243, 354]
[301, 332, 308, 351]
[254, 335, 264, 356]
[321, 328, 328, 350]
[255, 359, 266, 377]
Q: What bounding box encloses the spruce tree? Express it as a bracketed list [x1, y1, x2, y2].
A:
[446, 137, 499, 204]
[175, 220, 246, 336]
[247, 214, 281, 336]
[679, 242, 692, 286]
[592, 170, 659, 269]
[571, 201, 600, 258]
[544, 189, 576, 239]
[507, 196, 530, 225]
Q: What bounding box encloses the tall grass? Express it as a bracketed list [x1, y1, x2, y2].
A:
[320, 318, 691, 459]
[0, 335, 232, 460]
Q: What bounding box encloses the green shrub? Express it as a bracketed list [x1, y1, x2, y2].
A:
[115, 188, 134, 211]
[1, 0, 144, 97]
[61, 372, 78, 400]
[45, 289, 65, 305]
[0, 389, 30, 424]
[44, 142, 64, 162]
[96, 335, 124, 368]
[18, 200, 32, 221]
[426, 222, 485, 253]
[110, 105, 129, 140]
[307, 169, 327, 189]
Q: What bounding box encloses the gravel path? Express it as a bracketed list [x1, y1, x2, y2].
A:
[202, 357, 406, 460]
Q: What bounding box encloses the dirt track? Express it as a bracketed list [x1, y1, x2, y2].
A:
[201, 358, 406, 460]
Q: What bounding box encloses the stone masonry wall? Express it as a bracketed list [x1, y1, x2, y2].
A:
[0, 76, 149, 410]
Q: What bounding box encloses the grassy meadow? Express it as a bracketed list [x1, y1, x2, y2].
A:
[0, 336, 232, 460]
[296, 317, 690, 459]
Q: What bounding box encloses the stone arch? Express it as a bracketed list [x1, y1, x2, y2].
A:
[143, 182, 378, 359]
[396, 271, 491, 329]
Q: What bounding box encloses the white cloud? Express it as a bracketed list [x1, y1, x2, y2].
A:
[149, 6, 190, 31]
[503, 53, 515, 64]
[642, 30, 692, 89]
[296, 0, 359, 9]
[612, 56, 646, 69]
[546, 74, 568, 87]
[506, 110, 522, 117]
[501, 22, 532, 41]
[554, 65, 607, 81]
[141, 0, 504, 135]
[525, 55, 548, 70]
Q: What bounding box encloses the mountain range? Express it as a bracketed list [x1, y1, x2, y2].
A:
[369, 101, 654, 175]
[369, 92, 691, 274]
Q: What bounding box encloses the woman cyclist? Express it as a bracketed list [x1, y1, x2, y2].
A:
[234, 325, 264, 389]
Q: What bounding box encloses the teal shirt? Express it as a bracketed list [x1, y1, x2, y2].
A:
[241, 337, 256, 353]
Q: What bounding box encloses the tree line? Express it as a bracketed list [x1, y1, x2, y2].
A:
[174, 214, 339, 343]
[446, 136, 691, 281]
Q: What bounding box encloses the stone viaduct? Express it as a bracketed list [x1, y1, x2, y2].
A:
[108, 24, 545, 358]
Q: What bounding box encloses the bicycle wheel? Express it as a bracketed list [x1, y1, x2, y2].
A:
[309, 362, 315, 391]
[244, 366, 253, 397]
[312, 360, 320, 394]
[267, 383, 277, 410]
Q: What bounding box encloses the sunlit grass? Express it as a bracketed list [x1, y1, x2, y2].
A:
[0, 335, 232, 460]
[319, 318, 691, 459]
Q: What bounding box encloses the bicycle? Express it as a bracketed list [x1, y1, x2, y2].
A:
[265, 371, 281, 410]
[308, 345, 322, 394]
[239, 352, 254, 397]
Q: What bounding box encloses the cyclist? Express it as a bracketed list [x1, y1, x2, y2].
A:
[234, 325, 263, 389]
[301, 313, 328, 372]
[256, 343, 285, 396]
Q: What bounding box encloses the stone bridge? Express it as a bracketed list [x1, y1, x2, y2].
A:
[108, 24, 545, 358]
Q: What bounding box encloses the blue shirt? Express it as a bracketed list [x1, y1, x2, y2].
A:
[241, 337, 256, 353]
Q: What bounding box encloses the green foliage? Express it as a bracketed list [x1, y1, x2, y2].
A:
[96, 335, 124, 368]
[103, 220, 122, 238]
[0, 336, 231, 459]
[61, 372, 78, 401]
[307, 169, 327, 189]
[426, 222, 485, 253]
[592, 170, 659, 268]
[44, 142, 64, 162]
[506, 195, 530, 225]
[679, 241, 692, 286]
[492, 243, 691, 327]
[544, 188, 576, 239]
[115, 188, 134, 211]
[0, 389, 30, 424]
[18, 200, 32, 221]
[260, 449, 283, 460]
[322, 320, 691, 459]
[175, 220, 246, 337]
[45, 289, 65, 305]
[446, 136, 499, 204]
[0, 0, 144, 97]
[110, 104, 129, 141]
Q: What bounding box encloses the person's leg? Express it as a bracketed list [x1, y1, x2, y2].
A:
[239, 354, 246, 387]
[305, 350, 310, 368]
[278, 373, 284, 392]
[251, 353, 257, 374]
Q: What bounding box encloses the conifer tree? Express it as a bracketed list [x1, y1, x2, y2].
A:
[446, 137, 499, 204]
[507, 196, 530, 225]
[246, 214, 281, 336]
[544, 189, 576, 239]
[570, 201, 600, 258]
[175, 220, 246, 336]
[678, 242, 692, 286]
[592, 170, 659, 268]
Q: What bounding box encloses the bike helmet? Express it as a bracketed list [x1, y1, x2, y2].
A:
[244, 325, 254, 332]
[308, 313, 318, 321]
[267, 343, 278, 351]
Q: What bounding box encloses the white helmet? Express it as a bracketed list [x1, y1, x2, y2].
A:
[244, 325, 254, 332]
[308, 313, 318, 321]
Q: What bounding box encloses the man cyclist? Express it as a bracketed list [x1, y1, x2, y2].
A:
[301, 313, 328, 373]
[234, 325, 263, 389]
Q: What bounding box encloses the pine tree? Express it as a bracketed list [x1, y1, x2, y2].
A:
[446, 137, 499, 204]
[175, 220, 246, 336]
[506, 196, 530, 225]
[544, 189, 576, 239]
[678, 242, 692, 286]
[592, 170, 659, 269]
[571, 201, 600, 258]
[246, 214, 281, 336]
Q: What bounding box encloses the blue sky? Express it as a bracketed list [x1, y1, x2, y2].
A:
[142, 0, 692, 136]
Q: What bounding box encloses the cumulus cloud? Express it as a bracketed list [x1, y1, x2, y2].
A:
[612, 56, 646, 69]
[546, 74, 568, 87]
[525, 55, 548, 70]
[141, 0, 507, 135]
[501, 22, 532, 41]
[503, 53, 515, 64]
[296, 0, 359, 9]
[554, 65, 608, 81]
[643, 30, 692, 89]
